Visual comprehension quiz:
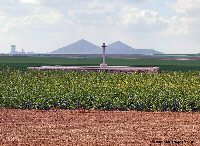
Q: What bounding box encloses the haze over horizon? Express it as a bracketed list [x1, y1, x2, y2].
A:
[0, 0, 199, 54]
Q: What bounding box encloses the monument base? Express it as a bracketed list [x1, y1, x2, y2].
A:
[28, 66, 160, 73]
[100, 63, 107, 68]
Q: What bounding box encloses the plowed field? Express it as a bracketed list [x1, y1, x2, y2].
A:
[0, 109, 199, 146]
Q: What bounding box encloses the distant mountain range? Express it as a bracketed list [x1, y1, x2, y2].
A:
[51, 39, 163, 55]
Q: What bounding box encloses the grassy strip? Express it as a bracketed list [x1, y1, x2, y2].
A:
[0, 56, 200, 72]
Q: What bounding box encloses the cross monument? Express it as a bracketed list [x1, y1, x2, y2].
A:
[100, 43, 107, 68]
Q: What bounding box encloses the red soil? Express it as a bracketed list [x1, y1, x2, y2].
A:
[0, 109, 199, 146]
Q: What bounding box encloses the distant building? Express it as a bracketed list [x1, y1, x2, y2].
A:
[10, 45, 27, 55]
[18, 48, 25, 54]
[10, 45, 17, 54]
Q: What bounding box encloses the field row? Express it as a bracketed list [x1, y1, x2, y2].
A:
[0, 70, 199, 111]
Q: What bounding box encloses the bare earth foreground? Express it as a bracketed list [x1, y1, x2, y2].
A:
[0, 109, 199, 146]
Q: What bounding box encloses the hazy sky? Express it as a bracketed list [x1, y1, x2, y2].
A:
[0, 0, 200, 54]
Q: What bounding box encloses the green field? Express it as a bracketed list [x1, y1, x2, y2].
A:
[0, 70, 199, 111]
[0, 56, 199, 111]
[0, 56, 200, 71]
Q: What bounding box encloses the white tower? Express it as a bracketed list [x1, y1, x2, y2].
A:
[11, 45, 16, 54]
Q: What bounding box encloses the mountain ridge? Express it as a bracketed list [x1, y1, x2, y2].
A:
[51, 39, 164, 55]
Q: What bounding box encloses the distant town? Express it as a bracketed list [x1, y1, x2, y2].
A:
[10, 45, 35, 55]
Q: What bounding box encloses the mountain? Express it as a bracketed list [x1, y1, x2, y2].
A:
[106, 41, 135, 54]
[51, 39, 101, 54]
[51, 39, 163, 55]
[106, 41, 163, 55]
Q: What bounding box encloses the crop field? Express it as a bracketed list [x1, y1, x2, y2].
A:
[0, 56, 199, 111]
[0, 69, 199, 111]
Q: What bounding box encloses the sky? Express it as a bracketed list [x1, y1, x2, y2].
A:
[0, 0, 200, 54]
